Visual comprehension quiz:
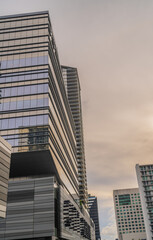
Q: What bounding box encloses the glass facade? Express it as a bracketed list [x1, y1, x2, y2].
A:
[0, 11, 78, 196]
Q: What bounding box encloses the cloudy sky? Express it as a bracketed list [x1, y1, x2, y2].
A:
[1, 0, 153, 239]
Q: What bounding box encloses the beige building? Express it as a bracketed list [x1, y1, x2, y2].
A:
[0, 137, 11, 218]
[113, 188, 146, 240]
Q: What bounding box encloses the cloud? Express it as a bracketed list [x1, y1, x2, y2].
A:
[101, 224, 117, 240]
[101, 207, 117, 240]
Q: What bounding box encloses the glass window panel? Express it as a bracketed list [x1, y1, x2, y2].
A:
[12, 76, 18, 82]
[37, 115, 43, 125]
[10, 101, 16, 110]
[44, 55, 48, 64]
[25, 74, 31, 80]
[4, 88, 11, 97]
[7, 60, 14, 68]
[32, 57, 37, 65]
[15, 117, 22, 128]
[44, 84, 48, 92]
[13, 59, 19, 68]
[2, 119, 9, 129]
[8, 118, 16, 129]
[19, 75, 25, 81]
[31, 85, 37, 94]
[24, 100, 30, 109]
[17, 100, 23, 109]
[38, 84, 43, 93]
[31, 99, 37, 108]
[30, 116, 36, 126]
[37, 98, 43, 107]
[18, 86, 24, 95]
[26, 57, 31, 66]
[44, 72, 48, 78]
[38, 56, 43, 64]
[11, 87, 18, 97]
[6, 77, 12, 83]
[44, 98, 48, 106]
[43, 115, 48, 124]
[14, 139, 18, 146]
[20, 58, 26, 67]
[23, 116, 29, 126]
[7, 139, 15, 146]
[24, 85, 30, 95]
[31, 74, 37, 79]
[1, 60, 7, 69]
[3, 102, 9, 111]
[0, 77, 6, 83]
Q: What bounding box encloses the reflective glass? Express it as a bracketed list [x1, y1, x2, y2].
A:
[0, 115, 48, 129]
[0, 56, 48, 70]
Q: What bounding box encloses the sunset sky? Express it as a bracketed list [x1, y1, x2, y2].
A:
[1, 1, 153, 239]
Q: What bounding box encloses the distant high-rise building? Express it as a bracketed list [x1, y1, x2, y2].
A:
[88, 195, 101, 240]
[0, 137, 11, 218]
[136, 164, 153, 240]
[0, 11, 95, 240]
[113, 188, 146, 240]
[62, 66, 88, 207]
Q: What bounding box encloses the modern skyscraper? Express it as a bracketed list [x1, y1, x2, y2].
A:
[136, 164, 153, 240]
[0, 137, 11, 218]
[0, 11, 95, 240]
[113, 188, 146, 240]
[0, 10, 78, 197]
[62, 66, 88, 207]
[88, 195, 101, 240]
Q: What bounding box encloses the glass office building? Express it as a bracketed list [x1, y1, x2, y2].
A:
[0, 11, 95, 240]
[113, 188, 146, 240]
[0, 11, 78, 196]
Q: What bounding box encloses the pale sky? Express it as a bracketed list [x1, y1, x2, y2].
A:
[1, 1, 153, 239]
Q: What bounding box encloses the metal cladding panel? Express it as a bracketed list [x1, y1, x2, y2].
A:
[0, 176, 55, 239]
[0, 137, 11, 218]
[60, 186, 95, 240]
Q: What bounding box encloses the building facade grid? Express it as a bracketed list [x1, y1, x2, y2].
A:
[113, 188, 146, 240]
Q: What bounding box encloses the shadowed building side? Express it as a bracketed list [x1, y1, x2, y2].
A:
[88, 195, 101, 240]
